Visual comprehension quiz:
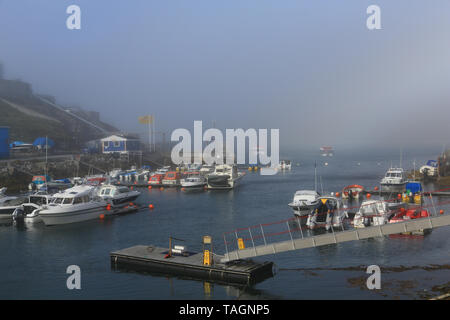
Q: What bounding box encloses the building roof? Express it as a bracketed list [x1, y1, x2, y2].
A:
[101, 134, 139, 142]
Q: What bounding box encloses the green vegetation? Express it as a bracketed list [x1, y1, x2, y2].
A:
[0, 99, 72, 147]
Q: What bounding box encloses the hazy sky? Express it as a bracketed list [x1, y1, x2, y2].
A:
[1, 0, 450, 149]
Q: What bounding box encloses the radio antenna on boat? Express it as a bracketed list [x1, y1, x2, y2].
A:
[314, 161, 317, 192]
[319, 176, 324, 195]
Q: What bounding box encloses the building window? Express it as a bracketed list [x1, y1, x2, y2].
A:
[114, 141, 120, 147]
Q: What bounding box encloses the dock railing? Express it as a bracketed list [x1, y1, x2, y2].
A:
[221, 191, 450, 263]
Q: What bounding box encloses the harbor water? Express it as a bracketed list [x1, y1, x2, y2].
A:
[1, 148, 449, 299]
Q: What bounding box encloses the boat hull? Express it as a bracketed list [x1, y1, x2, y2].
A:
[40, 205, 107, 226]
[207, 174, 241, 190]
[380, 183, 406, 193]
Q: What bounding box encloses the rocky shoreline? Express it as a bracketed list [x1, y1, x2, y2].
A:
[0, 152, 172, 194]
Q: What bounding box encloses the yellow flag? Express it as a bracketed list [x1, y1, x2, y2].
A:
[138, 115, 153, 124]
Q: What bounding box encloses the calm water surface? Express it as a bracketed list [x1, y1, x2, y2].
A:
[1, 149, 449, 299]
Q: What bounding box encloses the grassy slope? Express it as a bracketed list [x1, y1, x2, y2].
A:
[0, 99, 71, 145]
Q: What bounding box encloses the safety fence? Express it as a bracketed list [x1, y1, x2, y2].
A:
[222, 187, 450, 256]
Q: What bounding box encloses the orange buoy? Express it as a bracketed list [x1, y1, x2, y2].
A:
[129, 202, 134, 206]
[160, 187, 164, 191]
[366, 193, 371, 199]
[130, 186, 134, 190]
[148, 186, 152, 190]
[374, 186, 379, 191]
[397, 193, 402, 199]
[335, 192, 340, 197]
[440, 209, 444, 215]
[134, 181, 137, 185]
[106, 204, 111, 211]
[99, 214, 105, 219]
[149, 204, 154, 210]
[181, 187, 185, 191]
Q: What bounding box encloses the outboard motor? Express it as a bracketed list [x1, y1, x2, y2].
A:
[12, 207, 25, 221]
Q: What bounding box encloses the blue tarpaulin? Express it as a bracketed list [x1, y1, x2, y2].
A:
[9, 141, 25, 148]
[33, 137, 55, 147]
[406, 182, 423, 194]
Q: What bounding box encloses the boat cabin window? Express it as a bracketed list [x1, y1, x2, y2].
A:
[387, 172, 402, 178]
[30, 196, 46, 206]
[53, 197, 64, 204]
[63, 198, 73, 205]
[73, 197, 83, 204]
[118, 187, 129, 193]
[83, 195, 90, 203]
[361, 204, 377, 215]
[216, 168, 223, 173]
[101, 188, 111, 196]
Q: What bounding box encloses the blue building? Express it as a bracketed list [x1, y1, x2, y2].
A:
[0, 127, 9, 159]
[100, 134, 140, 154]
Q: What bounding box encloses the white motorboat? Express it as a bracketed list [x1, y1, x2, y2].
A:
[0, 197, 26, 219]
[288, 190, 320, 222]
[306, 196, 348, 231]
[380, 168, 407, 192]
[97, 184, 141, 214]
[0, 187, 17, 205]
[108, 169, 125, 181]
[419, 160, 438, 178]
[199, 165, 214, 176]
[17, 193, 55, 223]
[206, 164, 244, 190]
[39, 185, 107, 226]
[181, 175, 207, 190]
[278, 160, 292, 170]
[155, 166, 171, 175]
[353, 199, 392, 228]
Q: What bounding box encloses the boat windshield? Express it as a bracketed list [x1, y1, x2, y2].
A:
[101, 188, 112, 195]
[29, 196, 47, 206]
[387, 173, 402, 177]
[118, 187, 130, 193]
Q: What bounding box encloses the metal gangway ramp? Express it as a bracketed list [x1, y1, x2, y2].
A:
[221, 213, 450, 263]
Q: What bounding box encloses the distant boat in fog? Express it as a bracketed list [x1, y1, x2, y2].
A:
[320, 146, 334, 157]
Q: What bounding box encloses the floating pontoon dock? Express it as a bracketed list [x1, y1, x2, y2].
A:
[221, 214, 450, 262]
[110, 245, 274, 285]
